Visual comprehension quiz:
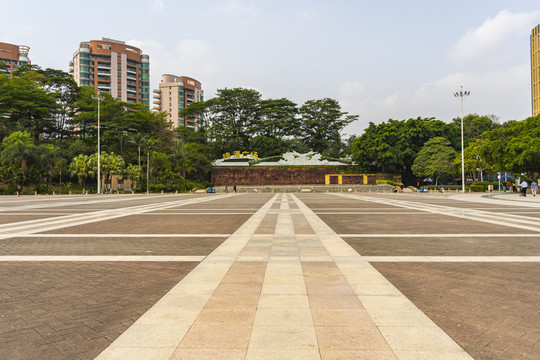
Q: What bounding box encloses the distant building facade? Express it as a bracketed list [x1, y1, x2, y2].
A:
[153, 74, 203, 128]
[70, 38, 150, 105]
[532, 24, 540, 116]
[0, 42, 30, 76]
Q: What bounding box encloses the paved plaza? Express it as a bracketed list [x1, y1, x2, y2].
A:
[0, 191, 538, 359]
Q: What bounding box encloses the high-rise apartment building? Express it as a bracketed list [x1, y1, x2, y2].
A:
[70, 38, 150, 105]
[532, 24, 540, 116]
[0, 42, 30, 76]
[153, 74, 203, 128]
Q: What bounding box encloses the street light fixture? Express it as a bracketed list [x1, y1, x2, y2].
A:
[92, 92, 104, 194]
[454, 86, 470, 193]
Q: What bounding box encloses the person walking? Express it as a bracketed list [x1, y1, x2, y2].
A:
[17, 184, 22, 197]
[520, 180, 528, 197]
[233, 185, 237, 193]
[502, 181, 507, 192]
[532, 180, 538, 197]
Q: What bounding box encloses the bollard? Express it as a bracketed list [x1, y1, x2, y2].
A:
[132, 190, 135, 194]
[69, 191, 72, 195]
[175, 190, 178, 194]
[35, 191, 37, 195]
[161, 190, 164, 194]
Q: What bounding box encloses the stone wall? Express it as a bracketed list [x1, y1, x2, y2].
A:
[211, 166, 349, 185]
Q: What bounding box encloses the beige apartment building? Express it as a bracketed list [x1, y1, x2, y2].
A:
[153, 74, 203, 128]
[70, 38, 150, 105]
[0, 42, 30, 76]
[532, 24, 540, 116]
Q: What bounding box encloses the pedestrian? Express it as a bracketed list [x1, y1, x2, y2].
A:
[508, 182, 513, 192]
[225, 185, 228, 193]
[532, 180, 538, 197]
[17, 184, 22, 197]
[233, 184, 237, 193]
[440, 184, 445, 193]
[520, 180, 528, 197]
[502, 181, 507, 192]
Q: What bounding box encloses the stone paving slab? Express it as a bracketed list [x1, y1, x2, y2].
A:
[3, 192, 540, 359]
[372, 262, 540, 360]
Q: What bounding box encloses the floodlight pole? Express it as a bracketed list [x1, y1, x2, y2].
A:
[92, 92, 104, 194]
[454, 86, 470, 193]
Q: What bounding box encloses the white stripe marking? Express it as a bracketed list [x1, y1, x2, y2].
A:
[0, 256, 206, 262]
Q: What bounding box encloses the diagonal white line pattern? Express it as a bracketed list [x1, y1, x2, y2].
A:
[333, 193, 540, 233]
[0, 194, 234, 240]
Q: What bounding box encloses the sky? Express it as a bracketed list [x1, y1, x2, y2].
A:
[2, 0, 539, 136]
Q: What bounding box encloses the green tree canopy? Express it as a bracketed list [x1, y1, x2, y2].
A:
[351, 117, 453, 184]
[298, 98, 357, 156]
[412, 137, 457, 185]
[1, 131, 38, 172]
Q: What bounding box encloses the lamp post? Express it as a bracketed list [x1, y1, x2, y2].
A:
[92, 92, 104, 194]
[454, 86, 470, 193]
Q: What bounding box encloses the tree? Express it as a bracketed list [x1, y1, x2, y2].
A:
[69, 154, 95, 193]
[351, 117, 453, 185]
[476, 116, 540, 174]
[255, 98, 299, 140]
[412, 137, 457, 185]
[451, 114, 500, 148]
[91, 152, 126, 192]
[456, 138, 493, 181]
[4, 74, 56, 139]
[125, 164, 142, 190]
[38, 143, 64, 191]
[298, 98, 357, 155]
[1, 131, 39, 173]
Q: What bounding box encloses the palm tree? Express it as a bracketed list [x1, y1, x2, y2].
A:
[125, 164, 142, 190]
[69, 154, 95, 194]
[38, 143, 63, 191]
[1, 131, 38, 173]
[93, 152, 125, 192]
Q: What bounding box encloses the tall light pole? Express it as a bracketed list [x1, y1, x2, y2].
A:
[454, 86, 470, 193]
[92, 92, 104, 195]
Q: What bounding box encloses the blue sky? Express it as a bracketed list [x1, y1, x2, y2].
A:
[2, 0, 539, 135]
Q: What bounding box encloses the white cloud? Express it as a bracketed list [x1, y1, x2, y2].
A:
[127, 38, 219, 96]
[451, 10, 539, 63]
[213, 0, 257, 17]
[296, 8, 319, 22]
[343, 64, 532, 135]
[149, 0, 164, 13]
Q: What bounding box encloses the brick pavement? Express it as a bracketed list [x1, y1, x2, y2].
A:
[314, 192, 540, 360]
[372, 262, 540, 360]
[0, 193, 271, 360]
[1, 192, 539, 359]
[0, 262, 197, 360]
[0, 236, 228, 256]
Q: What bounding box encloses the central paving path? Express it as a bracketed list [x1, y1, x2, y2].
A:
[97, 194, 473, 360]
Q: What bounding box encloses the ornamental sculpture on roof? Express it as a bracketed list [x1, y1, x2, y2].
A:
[213, 152, 353, 167]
